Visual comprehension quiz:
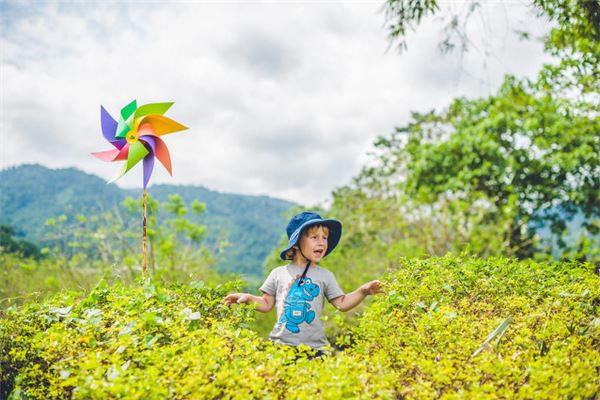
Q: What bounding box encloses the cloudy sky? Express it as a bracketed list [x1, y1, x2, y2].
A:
[1, 1, 550, 206]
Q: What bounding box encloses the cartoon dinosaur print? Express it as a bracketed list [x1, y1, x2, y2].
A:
[279, 276, 320, 333]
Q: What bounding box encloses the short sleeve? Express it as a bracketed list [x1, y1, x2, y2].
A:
[325, 271, 344, 301]
[259, 268, 278, 296]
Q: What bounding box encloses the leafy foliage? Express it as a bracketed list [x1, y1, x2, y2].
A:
[0, 225, 41, 259]
[2, 256, 598, 399]
[383, 0, 439, 51]
[0, 195, 231, 310]
[349, 255, 600, 398]
[43, 194, 216, 277]
[344, 0, 600, 260]
[390, 75, 598, 257]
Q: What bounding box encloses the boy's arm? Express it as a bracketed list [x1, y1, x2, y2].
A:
[222, 292, 275, 313]
[330, 280, 383, 312]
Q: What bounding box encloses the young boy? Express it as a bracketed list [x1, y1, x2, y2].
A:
[222, 211, 383, 351]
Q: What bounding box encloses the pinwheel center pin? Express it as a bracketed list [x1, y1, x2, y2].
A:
[126, 130, 138, 144]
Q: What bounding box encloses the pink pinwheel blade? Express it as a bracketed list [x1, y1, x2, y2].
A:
[91, 148, 120, 162]
[143, 154, 155, 189]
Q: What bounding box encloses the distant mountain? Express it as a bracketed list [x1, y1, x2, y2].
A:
[0, 164, 295, 277]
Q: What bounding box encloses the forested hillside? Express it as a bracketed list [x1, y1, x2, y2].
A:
[0, 164, 295, 276]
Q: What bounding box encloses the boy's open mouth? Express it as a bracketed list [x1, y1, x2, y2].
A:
[313, 249, 324, 257]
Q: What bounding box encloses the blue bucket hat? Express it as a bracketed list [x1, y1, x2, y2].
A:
[279, 211, 342, 261]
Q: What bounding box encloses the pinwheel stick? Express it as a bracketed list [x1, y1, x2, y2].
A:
[142, 189, 148, 274]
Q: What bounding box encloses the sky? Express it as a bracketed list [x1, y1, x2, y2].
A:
[1, 0, 551, 206]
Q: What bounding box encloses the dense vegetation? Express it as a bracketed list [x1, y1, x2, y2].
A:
[1, 255, 598, 399]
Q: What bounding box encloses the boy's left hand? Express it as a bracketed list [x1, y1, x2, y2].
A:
[361, 280, 384, 296]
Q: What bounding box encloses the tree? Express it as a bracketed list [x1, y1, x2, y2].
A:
[369, 0, 600, 258]
[390, 76, 598, 257]
[323, 0, 600, 260]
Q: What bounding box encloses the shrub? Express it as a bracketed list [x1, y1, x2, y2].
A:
[349, 255, 600, 398]
[1, 255, 598, 399]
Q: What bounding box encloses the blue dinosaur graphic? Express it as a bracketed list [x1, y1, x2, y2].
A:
[279, 277, 320, 333]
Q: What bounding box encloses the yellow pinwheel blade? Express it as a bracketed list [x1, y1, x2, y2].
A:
[135, 115, 188, 136]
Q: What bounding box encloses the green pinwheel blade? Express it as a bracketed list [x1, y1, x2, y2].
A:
[124, 141, 149, 173]
[134, 102, 173, 119]
[115, 100, 138, 139]
[121, 100, 138, 120]
[107, 141, 149, 183]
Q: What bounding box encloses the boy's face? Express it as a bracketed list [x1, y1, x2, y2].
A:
[297, 225, 329, 263]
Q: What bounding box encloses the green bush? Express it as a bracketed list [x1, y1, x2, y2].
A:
[2, 255, 598, 399]
[349, 255, 600, 399]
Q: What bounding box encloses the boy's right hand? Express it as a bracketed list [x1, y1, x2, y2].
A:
[222, 293, 250, 305]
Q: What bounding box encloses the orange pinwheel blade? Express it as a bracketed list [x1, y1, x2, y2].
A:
[153, 135, 172, 175]
[137, 122, 157, 136]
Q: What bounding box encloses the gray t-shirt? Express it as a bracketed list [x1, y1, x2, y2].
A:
[259, 263, 345, 350]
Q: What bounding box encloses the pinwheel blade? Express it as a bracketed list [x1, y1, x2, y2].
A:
[101, 106, 118, 143]
[140, 134, 172, 175]
[110, 138, 128, 150]
[153, 136, 172, 175]
[114, 142, 130, 161]
[138, 114, 188, 136]
[125, 141, 149, 173]
[115, 99, 137, 139]
[143, 154, 155, 189]
[137, 122, 157, 137]
[91, 148, 120, 162]
[108, 163, 128, 184]
[134, 102, 173, 120]
[107, 141, 148, 183]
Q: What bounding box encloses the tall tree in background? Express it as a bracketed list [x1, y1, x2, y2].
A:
[330, 0, 598, 262]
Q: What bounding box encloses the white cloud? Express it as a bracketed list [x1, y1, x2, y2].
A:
[1, 0, 550, 206]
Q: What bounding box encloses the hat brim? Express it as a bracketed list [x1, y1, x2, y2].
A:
[279, 218, 342, 261]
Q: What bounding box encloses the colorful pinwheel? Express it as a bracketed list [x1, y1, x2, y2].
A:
[92, 100, 187, 188]
[92, 100, 187, 274]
